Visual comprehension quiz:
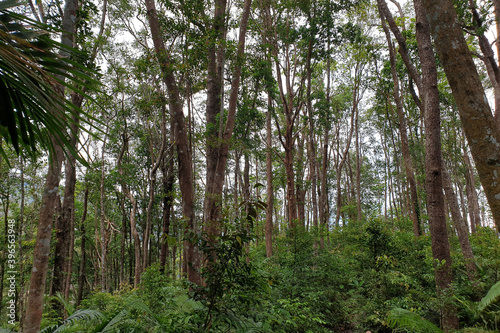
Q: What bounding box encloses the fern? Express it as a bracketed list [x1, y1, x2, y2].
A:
[478, 281, 500, 312]
[40, 309, 104, 333]
[387, 308, 443, 333]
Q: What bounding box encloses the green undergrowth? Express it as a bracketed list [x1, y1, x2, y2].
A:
[3, 219, 500, 332]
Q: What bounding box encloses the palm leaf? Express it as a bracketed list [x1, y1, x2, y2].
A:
[39, 309, 104, 333]
[478, 281, 500, 312]
[387, 308, 443, 333]
[0, 1, 101, 164]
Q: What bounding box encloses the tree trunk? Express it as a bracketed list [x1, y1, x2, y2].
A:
[441, 158, 478, 284]
[203, 0, 227, 238]
[422, 0, 500, 232]
[23, 0, 76, 327]
[117, 133, 142, 288]
[143, 102, 167, 271]
[355, 101, 362, 222]
[76, 189, 88, 307]
[160, 120, 175, 273]
[379, 14, 421, 236]
[202, 0, 254, 238]
[265, 93, 274, 257]
[463, 146, 481, 232]
[296, 134, 306, 226]
[23, 141, 64, 333]
[414, 0, 459, 329]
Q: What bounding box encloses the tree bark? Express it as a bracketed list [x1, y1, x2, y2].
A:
[160, 120, 175, 273]
[380, 15, 421, 236]
[23, 0, 76, 328]
[145, 0, 201, 284]
[23, 140, 64, 333]
[422, 0, 500, 232]
[143, 102, 167, 271]
[202, 0, 254, 238]
[117, 133, 142, 288]
[265, 93, 274, 257]
[414, 0, 459, 329]
[203, 0, 227, 237]
[76, 189, 88, 307]
[441, 158, 478, 284]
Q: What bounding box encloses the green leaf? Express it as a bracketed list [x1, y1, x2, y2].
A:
[386, 308, 443, 333]
[478, 281, 500, 312]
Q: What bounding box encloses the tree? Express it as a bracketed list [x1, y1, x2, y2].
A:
[414, 0, 459, 328]
[423, 0, 500, 232]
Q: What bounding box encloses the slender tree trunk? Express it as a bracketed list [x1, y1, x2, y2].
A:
[143, 103, 167, 271]
[355, 102, 362, 222]
[23, 141, 64, 333]
[202, 0, 254, 238]
[319, 50, 331, 248]
[76, 189, 88, 307]
[145, 0, 201, 285]
[160, 120, 175, 273]
[463, 146, 481, 231]
[117, 133, 142, 288]
[422, 0, 500, 231]
[441, 158, 478, 284]
[23, 0, 76, 327]
[305, 46, 318, 240]
[380, 14, 421, 236]
[296, 135, 306, 226]
[99, 131, 108, 292]
[265, 94, 274, 257]
[414, 0, 459, 329]
[334, 87, 358, 226]
[204, 0, 227, 238]
[51, 113, 79, 303]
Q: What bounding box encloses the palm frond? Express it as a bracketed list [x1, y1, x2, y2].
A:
[386, 308, 443, 333]
[0, 1, 101, 164]
[478, 281, 500, 312]
[93, 309, 128, 333]
[39, 309, 104, 333]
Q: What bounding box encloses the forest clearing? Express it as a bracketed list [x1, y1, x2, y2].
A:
[1, 0, 500, 331]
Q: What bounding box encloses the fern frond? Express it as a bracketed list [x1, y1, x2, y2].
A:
[387, 308, 443, 333]
[40, 309, 106, 333]
[53, 292, 75, 316]
[478, 281, 500, 312]
[94, 309, 128, 333]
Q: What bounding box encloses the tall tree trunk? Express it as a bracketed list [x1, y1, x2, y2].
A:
[99, 131, 108, 292]
[334, 85, 358, 226]
[204, 0, 227, 238]
[143, 103, 167, 271]
[23, 0, 76, 327]
[145, 0, 200, 284]
[76, 189, 88, 307]
[380, 14, 421, 236]
[296, 135, 306, 226]
[319, 49, 331, 249]
[463, 145, 481, 231]
[265, 93, 274, 257]
[50, 112, 79, 302]
[422, 0, 500, 232]
[414, 0, 459, 329]
[160, 120, 175, 273]
[117, 133, 142, 288]
[305, 44, 318, 240]
[355, 101, 362, 222]
[23, 142, 64, 333]
[441, 158, 478, 284]
[202, 0, 254, 238]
